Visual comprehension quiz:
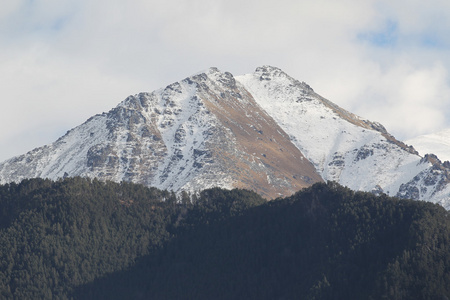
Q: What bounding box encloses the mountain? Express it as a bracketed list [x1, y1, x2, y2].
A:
[0, 68, 321, 199]
[405, 128, 450, 162]
[1, 66, 450, 207]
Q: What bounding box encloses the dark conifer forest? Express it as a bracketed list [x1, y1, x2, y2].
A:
[0, 177, 449, 299]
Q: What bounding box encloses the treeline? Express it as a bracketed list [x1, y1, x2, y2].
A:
[0, 178, 449, 299]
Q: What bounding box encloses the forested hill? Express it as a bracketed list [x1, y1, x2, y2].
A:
[0, 178, 449, 299]
[0, 177, 265, 299]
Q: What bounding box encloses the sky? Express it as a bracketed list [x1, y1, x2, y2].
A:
[1, 0, 450, 161]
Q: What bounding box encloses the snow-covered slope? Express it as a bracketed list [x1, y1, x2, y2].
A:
[237, 66, 450, 208]
[406, 129, 450, 162]
[0, 68, 322, 199]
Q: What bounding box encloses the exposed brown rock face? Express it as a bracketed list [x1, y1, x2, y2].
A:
[192, 69, 322, 198]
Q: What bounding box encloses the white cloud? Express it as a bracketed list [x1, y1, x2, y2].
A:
[1, 0, 450, 161]
[349, 62, 450, 137]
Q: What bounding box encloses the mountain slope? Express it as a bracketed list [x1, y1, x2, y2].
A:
[237, 66, 450, 208]
[0, 68, 322, 199]
[406, 128, 450, 162]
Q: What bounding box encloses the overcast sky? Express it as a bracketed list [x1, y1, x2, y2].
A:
[1, 0, 450, 161]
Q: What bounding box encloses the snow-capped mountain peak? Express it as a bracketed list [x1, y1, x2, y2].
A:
[1, 66, 450, 208]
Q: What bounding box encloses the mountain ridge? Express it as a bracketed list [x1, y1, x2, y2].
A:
[1, 66, 450, 207]
[236, 66, 450, 207]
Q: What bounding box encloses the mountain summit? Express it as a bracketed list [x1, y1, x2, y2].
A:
[1, 66, 450, 207]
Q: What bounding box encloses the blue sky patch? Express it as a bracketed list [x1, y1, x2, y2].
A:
[420, 33, 446, 49]
[358, 20, 398, 47]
